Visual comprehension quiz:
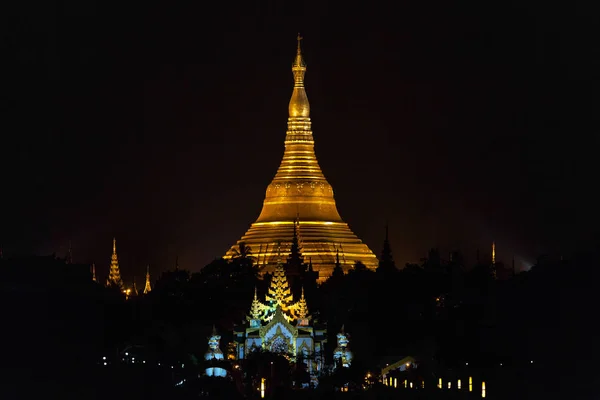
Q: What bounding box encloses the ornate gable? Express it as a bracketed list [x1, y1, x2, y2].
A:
[260, 306, 298, 355]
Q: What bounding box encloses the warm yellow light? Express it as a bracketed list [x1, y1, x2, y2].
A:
[469, 376, 473, 392]
[410, 382, 413, 389]
[421, 381, 424, 389]
[404, 379, 407, 388]
[438, 378, 442, 389]
[448, 382, 451, 389]
[260, 377, 265, 398]
[393, 378, 397, 388]
[406, 362, 410, 367]
[482, 381, 486, 398]
[458, 379, 461, 389]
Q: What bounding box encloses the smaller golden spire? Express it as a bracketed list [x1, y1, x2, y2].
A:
[295, 285, 309, 320]
[492, 241, 496, 265]
[113, 237, 116, 254]
[144, 265, 152, 294]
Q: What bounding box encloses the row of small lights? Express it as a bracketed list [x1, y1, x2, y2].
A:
[100, 354, 184, 369]
[465, 360, 534, 366]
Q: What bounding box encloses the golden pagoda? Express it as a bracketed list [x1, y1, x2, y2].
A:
[224, 35, 378, 280]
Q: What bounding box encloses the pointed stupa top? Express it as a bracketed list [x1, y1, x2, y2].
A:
[249, 286, 266, 320]
[107, 237, 123, 289]
[289, 33, 310, 118]
[144, 265, 152, 294]
[212, 324, 217, 336]
[295, 286, 309, 320]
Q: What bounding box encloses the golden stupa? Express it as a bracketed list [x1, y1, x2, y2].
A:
[224, 35, 378, 280]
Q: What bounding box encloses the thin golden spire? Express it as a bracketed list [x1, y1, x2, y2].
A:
[296, 33, 303, 53]
[289, 34, 309, 117]
[144, 265, 152, 294]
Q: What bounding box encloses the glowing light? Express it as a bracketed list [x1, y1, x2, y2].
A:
[530, 360, 534, 364]
[469, 377, 473, 392]
[458, 379, 461, 389]
[410, 382, 413, 389]
[438, 378, 442, 389]
[394, 378, 397, 388]
[406, 362, 410, 368]
[482, 381, 486, 398]
[102, 356, 106, 360]
[260, 377, 265, 398]
[103, 362, 107, 366]
[125, 352, 128, 356]
[448, 382, 451, 389]
[421, 381, 424, 389]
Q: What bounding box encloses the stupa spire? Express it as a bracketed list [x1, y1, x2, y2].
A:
[491, 241, 497, 280]
[91, 263, 97, 282]
[107, 237, 123, 289]
[144, 265, 152, 294]
[297, 286, 309, 318]
[249, 286, 266, 321]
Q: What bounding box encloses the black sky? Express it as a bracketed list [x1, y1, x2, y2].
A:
[3, 0, 599, 282]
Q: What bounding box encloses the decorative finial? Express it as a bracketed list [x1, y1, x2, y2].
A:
[301, 285, 305, 298]
[212, 324, 217, 336]
[254, 286, 258, 300]
[113, 237, 116, 254]
[492, 241, 496, 265]
[340, 324, 345, 334]
[297, 33, 303, 54]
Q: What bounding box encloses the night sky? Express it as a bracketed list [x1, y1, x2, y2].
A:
[4, 0, 598, 282]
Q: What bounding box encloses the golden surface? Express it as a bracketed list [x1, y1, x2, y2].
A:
[224, 36, 378, 280]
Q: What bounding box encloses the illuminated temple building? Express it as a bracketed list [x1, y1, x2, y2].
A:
[224, 36, 378, 280]
[232, 263, 326, 376]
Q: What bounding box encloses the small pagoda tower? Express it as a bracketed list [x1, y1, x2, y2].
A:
[106, 237, 123, 289]
[143, 265, 152, 294]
